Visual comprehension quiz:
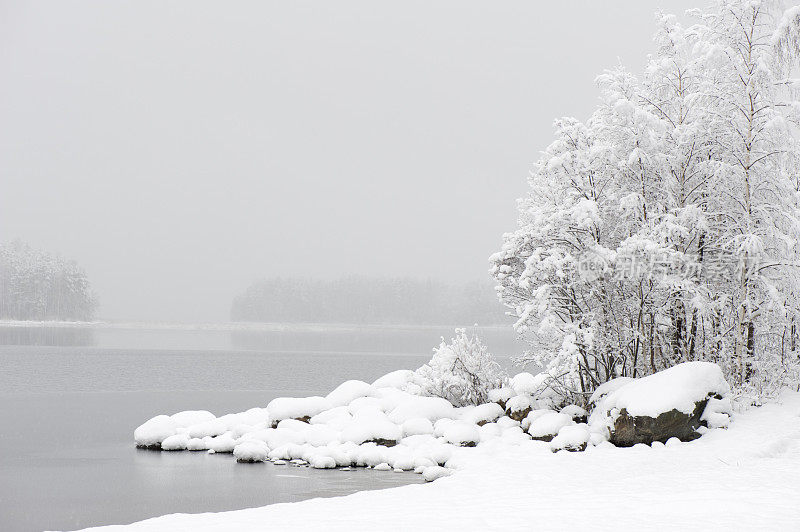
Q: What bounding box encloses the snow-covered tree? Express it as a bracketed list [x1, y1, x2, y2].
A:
[0, 240, 96, 321]
[491, 1, 800, 404]
[415, 328, 508, 407]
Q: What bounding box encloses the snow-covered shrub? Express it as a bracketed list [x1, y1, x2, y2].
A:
[415, 328, 508, 407]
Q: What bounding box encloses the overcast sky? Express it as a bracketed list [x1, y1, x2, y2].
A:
[0, 0, 702, 322]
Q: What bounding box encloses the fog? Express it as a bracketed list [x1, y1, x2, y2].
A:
[0, 0, 699, 322]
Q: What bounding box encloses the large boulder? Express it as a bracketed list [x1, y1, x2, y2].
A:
[596, 362, 731, 447]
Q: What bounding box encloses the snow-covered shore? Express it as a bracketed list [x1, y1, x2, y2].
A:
[84, 391, 800, 531]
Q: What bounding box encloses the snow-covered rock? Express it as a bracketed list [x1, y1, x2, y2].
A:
[387, 395, 455, 424]
[520, 409, 555, 431]
[233, 440, 270, 463]
[487, 386, 515, 409]
[607, 363, 730, 418]
[207, 432, 237, 453]
[422, 465, 452, 482]
[441, 422, 481, 447]
[161, 433, 190, 451]
[187, 419, 230, 439]
[341, 412, 402, 446]
[186, 438, 207, 451]
[527, 412, 573, 442]
[602, 362, 732, 446]
[550, 424, 590, 452]
[505, 395, 533, 422]
[308, 455, 337, 469]
[267, 396, 332, 425]
[460, 402, 504, 426]
[325, 380, 377, 407]
[560, 404, 588, 423]
[134, 415, 177, 449]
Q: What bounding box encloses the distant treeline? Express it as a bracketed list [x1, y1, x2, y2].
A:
[0, 240, 96, 321]
[231, 277, 509, 325]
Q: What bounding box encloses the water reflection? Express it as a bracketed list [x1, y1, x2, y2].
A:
[0, 325, 95, 346]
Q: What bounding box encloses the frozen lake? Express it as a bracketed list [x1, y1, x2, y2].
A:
[0, 324, 521, 532]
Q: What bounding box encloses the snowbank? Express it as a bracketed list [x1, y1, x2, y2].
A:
[130, 363, 740, 515]
[106, 390, 800, 531]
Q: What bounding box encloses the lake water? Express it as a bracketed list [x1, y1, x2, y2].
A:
[0, 324, 522, 532]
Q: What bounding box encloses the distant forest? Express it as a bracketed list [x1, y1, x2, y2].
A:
[231, 277, 509, 326]
[0, 240, 96, 321]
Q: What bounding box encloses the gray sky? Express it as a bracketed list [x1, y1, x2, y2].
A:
[0, 0, 701, 322]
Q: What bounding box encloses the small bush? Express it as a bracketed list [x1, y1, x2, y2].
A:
[415, 328, 508, 407]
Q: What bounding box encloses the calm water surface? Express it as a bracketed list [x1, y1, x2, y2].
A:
[0, 325, 519, 532]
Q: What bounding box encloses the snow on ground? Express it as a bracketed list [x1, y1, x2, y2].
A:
[90, 391, 800, 531]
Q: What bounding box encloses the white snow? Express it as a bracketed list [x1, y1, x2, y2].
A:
[371, 370, 416, 390]
[169, 410, 216, 427]
[401, 418, 434, 437]
[527, 412, 573, 439]
[487, 386, 514, 404]
[459, 402, 504, 425]
[588, 377, 634, 405]
[187, 419, 228, 439]
[325, 380, 377, 407]
[340, 412, 402, 445]
[266, 396, 332, 422]
[386, 395, 455, 424]
[509, 372, 540, 395]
